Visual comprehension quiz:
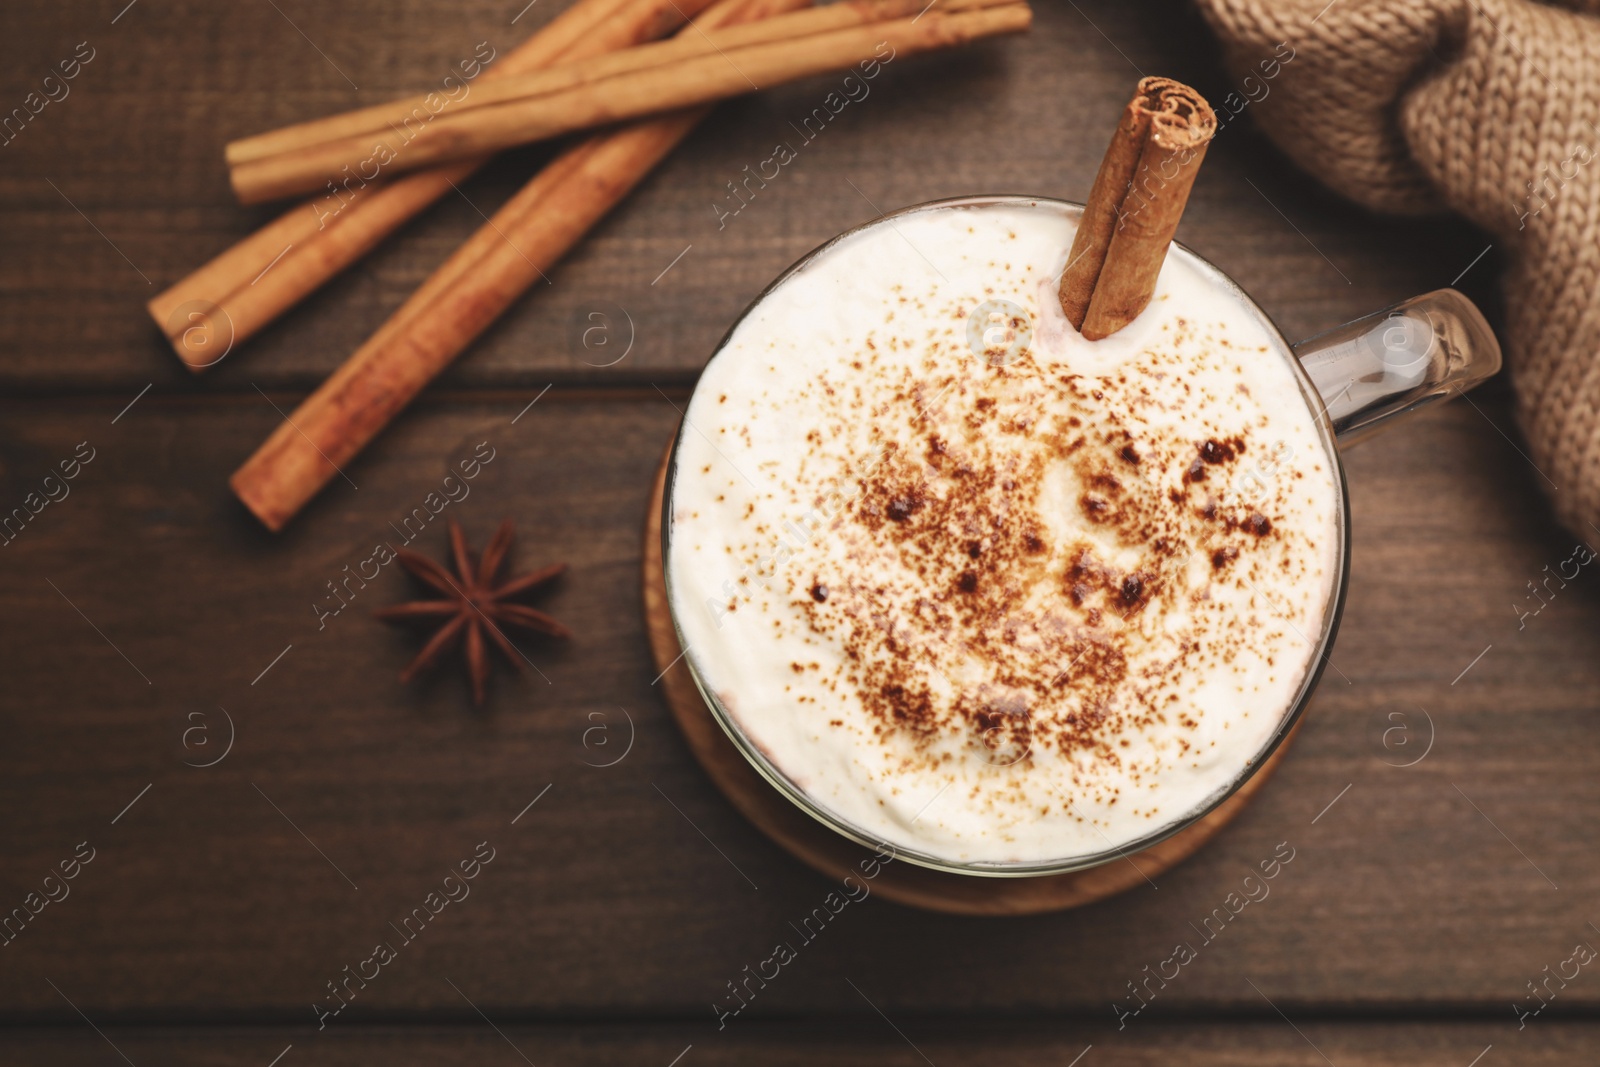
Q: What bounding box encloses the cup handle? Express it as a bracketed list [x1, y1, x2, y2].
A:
[1291, 289, 1503, 446]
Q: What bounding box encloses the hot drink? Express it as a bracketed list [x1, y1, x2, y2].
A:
[665, 197, 1341, 869]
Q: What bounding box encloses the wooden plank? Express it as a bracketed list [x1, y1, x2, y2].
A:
[0, 1021, 1585, 1065]
[0, 0, 1494, 393]
[0, 392, 1596, 1018]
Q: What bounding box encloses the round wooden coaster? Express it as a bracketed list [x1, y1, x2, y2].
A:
[642, 445, 1299, 915]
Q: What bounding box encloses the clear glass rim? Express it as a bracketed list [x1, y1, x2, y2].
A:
[661, 194, 1351, 878]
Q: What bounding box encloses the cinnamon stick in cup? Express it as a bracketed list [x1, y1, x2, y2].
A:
[1058, 77, 1216, 341]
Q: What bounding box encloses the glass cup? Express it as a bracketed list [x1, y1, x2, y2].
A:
[662, 195, 1501, 877]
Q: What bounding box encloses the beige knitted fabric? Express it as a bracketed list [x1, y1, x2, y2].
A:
[1195, 0, 1600, 535]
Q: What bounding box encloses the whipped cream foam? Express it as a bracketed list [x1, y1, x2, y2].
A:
[666, 199, 1342, 869]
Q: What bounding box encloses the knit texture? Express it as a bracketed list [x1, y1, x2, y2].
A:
[1196, 0, 1600, 535]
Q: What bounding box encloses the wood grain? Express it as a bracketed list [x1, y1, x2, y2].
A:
[0, 1, 1494, 394]
[0, 1021, 1591, 1065]
[0, 0, 1583, 1055]
[0, 394, 1596, 1022]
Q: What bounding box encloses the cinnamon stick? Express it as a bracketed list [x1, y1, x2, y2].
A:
[1058, 77, 1216, 341]
[227, 1, 1034, 204]
[230, 0, 806, 531]
[146, 0, 720, 371]
[229, 0, 1014, 169]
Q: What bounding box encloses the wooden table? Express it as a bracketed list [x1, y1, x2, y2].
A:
[3, 1, 1595, 1062]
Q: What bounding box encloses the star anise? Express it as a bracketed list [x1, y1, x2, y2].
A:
[374, 518, 570, 705]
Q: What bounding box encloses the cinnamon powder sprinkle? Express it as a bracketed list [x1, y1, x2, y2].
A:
[760, 311, 1309, 794]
